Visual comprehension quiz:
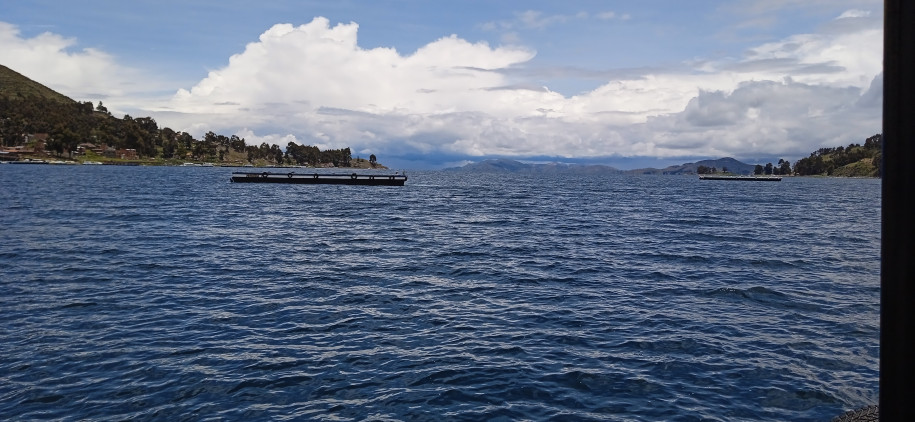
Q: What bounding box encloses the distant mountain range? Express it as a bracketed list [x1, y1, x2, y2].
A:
[623, 157, 758, 175]
[446, 157, 759, 175]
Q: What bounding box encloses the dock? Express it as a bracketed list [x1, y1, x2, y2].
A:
[230, 171, 407, 186]
[699, 175, 782, 181]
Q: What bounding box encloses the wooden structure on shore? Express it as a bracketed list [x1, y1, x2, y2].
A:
[230, 171, 407, 186]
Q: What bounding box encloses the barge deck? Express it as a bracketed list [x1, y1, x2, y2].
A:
[699, 175, 782, 181]
[231, 171, 407, 186]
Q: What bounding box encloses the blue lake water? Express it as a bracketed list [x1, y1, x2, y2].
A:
[0, 165, 880, 421]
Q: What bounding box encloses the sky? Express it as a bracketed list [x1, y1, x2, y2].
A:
[0, 0, 883, 169]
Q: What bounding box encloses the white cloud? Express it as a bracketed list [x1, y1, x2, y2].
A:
[170, 19, 537, 117]
[838, 9, 871, 18]
[639, 78, 880, 158]
[595, 11, 630, 21]
[740, 25, 882, 87]
[516, 10, 570, 29]
[0, 22, 128, 99]
[595, 11, 617, 20]
[157, 14, 881, 163]
[483, 9, 629, 33]
[0, 21, 180, 116]
[1, 9, 883, 166]
[235, 129, 301, 149]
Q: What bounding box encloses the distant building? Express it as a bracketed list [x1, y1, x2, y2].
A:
[75, 143, 105, 155]
[25, 133, 48, 153]
[117, 149, 138, 160]
[0, 144, 33, 159]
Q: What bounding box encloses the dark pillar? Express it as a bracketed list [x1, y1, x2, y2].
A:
[881, 1, 915, 420]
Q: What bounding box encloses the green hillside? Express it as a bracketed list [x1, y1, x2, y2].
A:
[0, 64, 380, 167]
[793, 134, 882, 177]
[0, 64, 75, 103]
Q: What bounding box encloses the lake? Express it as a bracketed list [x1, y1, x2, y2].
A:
[0, 165, 880, 421]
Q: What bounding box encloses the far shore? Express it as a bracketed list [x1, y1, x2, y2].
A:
[0, 155, 389, 170]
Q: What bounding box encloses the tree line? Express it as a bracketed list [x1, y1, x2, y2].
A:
[697, 134, 881, 177]
[0, 95, 880, 173]
[0, 96, 356, 166]
[791, 134, 882, 176]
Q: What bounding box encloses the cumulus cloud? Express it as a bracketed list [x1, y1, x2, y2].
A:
[235, 129, 301, 149]
[170, 19, 537, 116]
[641, 78, 879, 158]
[0, 22, 127, 98]
[159, 12, 880, 164]
[739, 25, 882, 87]
[2, 23, 178, 108]
[1, 8, 883, 167]
[163, 17, 560, 151]
[0, 21, 178, 114]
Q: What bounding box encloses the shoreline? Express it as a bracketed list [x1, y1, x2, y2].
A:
[0, 157, 389, 170]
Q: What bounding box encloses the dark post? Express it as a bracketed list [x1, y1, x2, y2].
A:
[881, 1, 915, 420]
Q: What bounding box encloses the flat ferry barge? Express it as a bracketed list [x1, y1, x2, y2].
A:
[699, 175, 782, 181]
[231, 171, 407, 186]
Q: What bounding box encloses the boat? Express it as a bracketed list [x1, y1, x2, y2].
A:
[230, 171, 407, 186]
[699, 175, 782, 181]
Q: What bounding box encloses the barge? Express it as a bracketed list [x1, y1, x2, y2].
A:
[231, 171, 407, 186]
[699, 175, 782, 181]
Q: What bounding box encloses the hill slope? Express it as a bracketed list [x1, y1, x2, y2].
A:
[445, 159, 621, 174]
[625, 157, 757, 175]
[447, 157, 760, 175]
[0, 64, 75, 103]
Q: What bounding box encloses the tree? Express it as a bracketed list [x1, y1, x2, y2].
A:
[778, 159, 791, 175]
[178, 132, 194, 149]
[864, 134, 881, 150]
[230, 135, 246, 152]
[134, 117, 158, 138]
[161, 137, 177, 159]
[271, 144, 283, 164]
[176, 142, 188, 159]
[50, 125, 81, 157]
[697, 165, 717, 174]
[45, 136, 64, 156]
[369, 154, 377, 167]
[122, 116, 157, 157]
[246, 146, 257, 163]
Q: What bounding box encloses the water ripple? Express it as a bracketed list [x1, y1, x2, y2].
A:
[0, 166, 880, 421]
